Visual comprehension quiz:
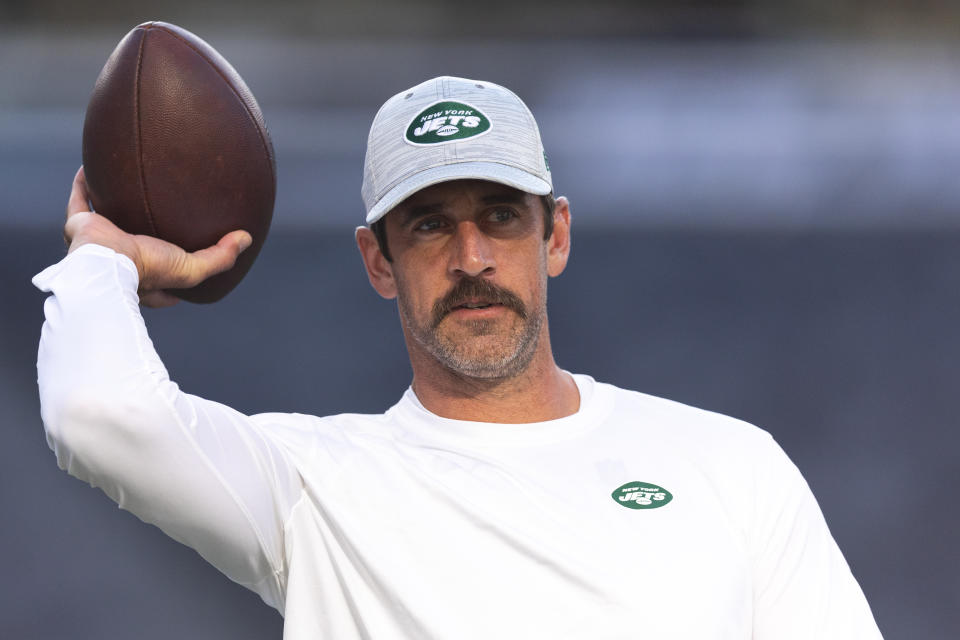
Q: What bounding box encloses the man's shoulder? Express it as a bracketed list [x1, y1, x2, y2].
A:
[591, 378, 801, 505]
[250, 409, 389, 426]
[590, 377, 777, 450]
[248, 409, 394, 454]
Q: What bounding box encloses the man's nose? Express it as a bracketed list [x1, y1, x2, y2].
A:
[448, 221, 495, 277]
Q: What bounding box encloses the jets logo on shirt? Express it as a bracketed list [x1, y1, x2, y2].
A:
[405, 101, 492, 146]
[611, 481, 673, 510]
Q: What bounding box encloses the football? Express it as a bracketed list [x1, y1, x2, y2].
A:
[82, 21, 276, 303]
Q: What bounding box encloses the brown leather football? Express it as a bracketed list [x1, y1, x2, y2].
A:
[82, 21, 276, 303]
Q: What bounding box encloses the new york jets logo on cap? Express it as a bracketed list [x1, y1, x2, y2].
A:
[611, 481, 674, 510]
[405, 100, 492, 146]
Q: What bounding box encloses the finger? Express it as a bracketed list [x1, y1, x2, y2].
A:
[66, 167, 92, 218]
[176, 230, 252, 287]
[139, 290, 181, 308]
[63, 210, 94, 250]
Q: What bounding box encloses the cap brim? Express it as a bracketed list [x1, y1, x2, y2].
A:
[365, 161, 552, 224]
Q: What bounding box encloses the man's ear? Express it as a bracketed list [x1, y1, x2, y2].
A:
[356, 226, 397, 299]
[547, 196, 572, 278]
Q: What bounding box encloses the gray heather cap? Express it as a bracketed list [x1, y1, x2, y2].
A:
[361, 76, 552, 224]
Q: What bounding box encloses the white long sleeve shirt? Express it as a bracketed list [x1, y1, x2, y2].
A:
[35, 244, 883, 639]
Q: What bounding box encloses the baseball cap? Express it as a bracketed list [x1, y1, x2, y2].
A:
[361, 76, 553, 224]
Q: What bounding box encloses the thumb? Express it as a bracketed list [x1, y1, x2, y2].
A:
[220, 230, 254, 256]
[168, 230, 253, 289]
[195, 230, 253, 276]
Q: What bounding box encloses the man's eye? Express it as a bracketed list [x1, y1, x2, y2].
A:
[414, 218, 445, 232]
[487, 208, 517, 223]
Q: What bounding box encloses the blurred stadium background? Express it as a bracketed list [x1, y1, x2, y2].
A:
[1, 1, 957, 638]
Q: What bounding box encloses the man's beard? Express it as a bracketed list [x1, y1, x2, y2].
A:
[399, 276, 544, 380]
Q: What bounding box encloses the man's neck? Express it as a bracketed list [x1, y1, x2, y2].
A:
[409, 350, 581, 424]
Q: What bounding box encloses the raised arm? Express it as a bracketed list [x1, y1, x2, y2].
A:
[62, 166, 252, 306]
[35, 168, 302, 609]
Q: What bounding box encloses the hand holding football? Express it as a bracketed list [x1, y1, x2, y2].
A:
[82, 21, 276, 303]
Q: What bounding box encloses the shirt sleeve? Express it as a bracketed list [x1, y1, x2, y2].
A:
[750, 433, 884, 639]
[33, 244, 303, 611]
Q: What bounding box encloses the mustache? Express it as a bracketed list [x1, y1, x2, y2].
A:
[431, 277, 528, 327]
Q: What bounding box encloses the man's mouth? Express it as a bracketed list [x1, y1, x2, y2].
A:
[455, 300, 496, 310]
[431, 277, 527, 327]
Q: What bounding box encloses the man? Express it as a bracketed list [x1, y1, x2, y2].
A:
[36, 76, 882, 638]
